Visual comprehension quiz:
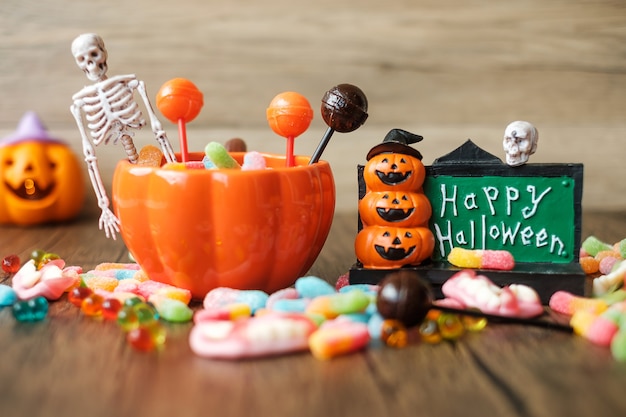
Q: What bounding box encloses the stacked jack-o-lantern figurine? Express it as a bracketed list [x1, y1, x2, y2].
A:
[355, 129, 435, 269]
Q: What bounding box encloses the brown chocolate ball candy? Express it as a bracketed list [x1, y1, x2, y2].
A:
[321, 84, 368, 133]
[376, 271, 433, 328]
[224, 138, 247, 152]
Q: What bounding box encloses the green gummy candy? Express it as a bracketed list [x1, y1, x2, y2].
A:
[204, 142, 241, 169]
[581, 236, 613, 257]
[610, 330, 626, 362]
[155, 298, 193, 323]
[330, 290, 371, 315]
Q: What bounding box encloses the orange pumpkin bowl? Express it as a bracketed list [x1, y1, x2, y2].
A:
[112, 152, 335, 299]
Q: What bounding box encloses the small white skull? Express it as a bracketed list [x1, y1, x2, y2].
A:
[503, 121, 538, 167]
[71, 33, 108, 82]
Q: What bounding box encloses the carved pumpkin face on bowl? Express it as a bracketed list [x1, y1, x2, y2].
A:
[112, 152, 335, 299]
[359, 190, 432, 228]
[354, 225, 434, 269]
[363, 152, 425, 192]
[0, 114, 85, 225]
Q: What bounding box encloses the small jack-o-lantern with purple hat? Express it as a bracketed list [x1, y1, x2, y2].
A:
[0, 112, 85, 225]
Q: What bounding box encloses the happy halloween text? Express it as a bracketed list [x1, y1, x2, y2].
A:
[424, 176, 576, 263]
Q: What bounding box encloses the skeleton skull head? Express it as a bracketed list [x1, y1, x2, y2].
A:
[503, 121, 538, 167]
[71, 33, 108, 82]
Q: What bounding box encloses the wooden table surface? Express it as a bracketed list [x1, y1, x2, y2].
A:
[1, 206, 625, 417]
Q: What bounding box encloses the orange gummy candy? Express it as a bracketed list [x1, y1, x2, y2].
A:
[579, 256, 600, 275]
[137, 145, 164, 167]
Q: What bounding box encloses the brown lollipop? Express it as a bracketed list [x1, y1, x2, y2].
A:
[376, 270, 433, 328]
[309, 83, 368, 164]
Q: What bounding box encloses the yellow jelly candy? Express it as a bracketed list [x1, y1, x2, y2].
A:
[381, 319, 409, 348]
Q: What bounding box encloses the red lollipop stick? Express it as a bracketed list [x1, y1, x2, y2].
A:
[156, 78, 204, 163]
[266, 92, 313, 167]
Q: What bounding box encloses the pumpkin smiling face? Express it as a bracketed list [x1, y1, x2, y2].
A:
[359, 190, 432, 228]
[363, 152, 425, 192]
[0, 141, 85, 225]
[355, 225, 434, 269]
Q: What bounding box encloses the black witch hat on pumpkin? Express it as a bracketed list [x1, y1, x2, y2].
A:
[366, 128, 423, 161]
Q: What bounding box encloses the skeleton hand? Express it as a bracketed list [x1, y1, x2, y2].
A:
[98, 207, 121, 240]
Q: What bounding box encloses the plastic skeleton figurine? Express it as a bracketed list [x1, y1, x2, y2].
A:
[502, 120, 538, 167]
[70, 33, 176, 239]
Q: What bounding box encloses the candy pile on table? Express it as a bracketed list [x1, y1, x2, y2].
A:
[0, 250, 193, 352]
[189, 273, 499, 360]
[548, 235, 626, 361]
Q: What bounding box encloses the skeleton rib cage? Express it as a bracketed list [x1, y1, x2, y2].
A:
[73, 75, 146, 146]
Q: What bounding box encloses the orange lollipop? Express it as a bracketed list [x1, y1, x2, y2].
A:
[266, 92, 313, 167]
[156, 78, 204, 163]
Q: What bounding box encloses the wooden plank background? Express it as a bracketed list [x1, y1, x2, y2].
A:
[1, 0, 625, 213]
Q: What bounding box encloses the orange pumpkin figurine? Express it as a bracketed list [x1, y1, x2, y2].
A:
[356, 129, 434, 269]
[0, 112, 85, 225]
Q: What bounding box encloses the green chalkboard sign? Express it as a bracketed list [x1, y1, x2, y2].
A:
[423, 140, 584, 264]
[423, 175, 576, 263]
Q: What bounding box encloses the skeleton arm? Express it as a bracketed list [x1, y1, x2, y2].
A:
[132, 79, 176, 163]
[70, 99, 121, 239]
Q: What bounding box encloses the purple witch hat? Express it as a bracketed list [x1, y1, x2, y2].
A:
[0, 112, 66, 148]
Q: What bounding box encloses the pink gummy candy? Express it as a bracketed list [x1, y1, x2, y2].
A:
[584, 316, 619, 347]
[241, 151, 267, 171]
[12, 259, 79, 300]
[441, 270, 543, 318]
[189, 313, 317, 359]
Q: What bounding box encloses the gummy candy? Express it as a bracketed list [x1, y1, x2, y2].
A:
[241, 151, 267, 171]
[549, 291, 608, 316]
[12, 296, 48, 322]
[204, 142, 241, 169]
[579, 256, 600, 274]
[305, 290, 371, 319]
[137, 280, 192, 305]
[447, 247, 515, 271]
[203, 287, 268, 314]
[592, 260, 626, 296]
[190, 313, 317, 359]
[295, 276, 336, 299]
[442, 270, 543, 318]
[136, 145, 164, 167]
[150, 296, 193, 323]
[308, 319, 370, 360]
[0, 285, 17, 307]
[581, 236, 613, 257]
[13, 259, 79, 300]
[194, 303, 251, 322]
[2, 254, 20, 274]
[266, 287, 300, 311]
